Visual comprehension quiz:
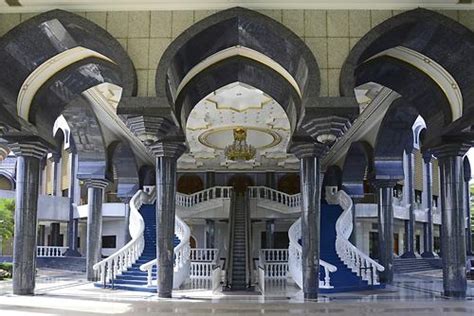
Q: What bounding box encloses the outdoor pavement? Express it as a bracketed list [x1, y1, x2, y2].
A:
[0, 269, 473, 315]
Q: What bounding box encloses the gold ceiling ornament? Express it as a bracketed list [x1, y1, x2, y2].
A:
[224, 127, 256, 161]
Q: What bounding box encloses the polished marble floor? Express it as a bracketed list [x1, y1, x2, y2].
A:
[0, 269, 473, 315]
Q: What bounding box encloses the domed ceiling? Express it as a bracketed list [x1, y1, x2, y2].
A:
[179, 82, 299, 170]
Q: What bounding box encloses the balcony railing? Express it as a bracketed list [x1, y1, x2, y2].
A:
[37, 246, 68, 257]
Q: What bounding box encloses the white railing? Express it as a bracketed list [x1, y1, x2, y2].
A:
[93, 189, 154, 283]
[327, 189, 384, 285]
[140, 214, 191, 289]
[260, 249, 288, 262]
[37, 246, 68, 257]
[190, 262, 214, 279]
[248, 186, 300, 208]
[261, 262, 288, 279]
[176, 186, 233, 207]
[287, 218, 337, 289]
[190, 248, 219, 262]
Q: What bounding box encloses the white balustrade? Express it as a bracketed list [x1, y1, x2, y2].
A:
[262, 262, 288, 279]
[248, 186, 301, 209]
[190, 262, 214, 279]
[326, 189, 384, 285]
[190, 248, 219, 263]
[140, 214, 191, 289]
[176, 186, 233, 208]
[93, 189, 155, 284]
[36, 246, 68, 257]
[259, 249, 288, 262]
[287, 218, 337, 289]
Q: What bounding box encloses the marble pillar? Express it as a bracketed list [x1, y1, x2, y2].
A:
[464, 181, 473, 256]
[265, 172, 276, 189]
[434, 146, 468, 298]
[206, 171, 215, 188]
[10, 141, 48, 295]
[401, 150, 418, 258]
[300, 156, 321, 299]
[84, 179, 109, 281]
[463, 158, 472, 256]
[50, 223, 61, 246]
[421, 153, 437, 258]
[150, 142, 186, 298]
[375, 180, 396, 284]
[266, 219, 275, 248]
[65, 150, 81, 256]
[206, 219, 215, 249]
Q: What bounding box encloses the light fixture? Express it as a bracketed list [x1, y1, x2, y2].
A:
[224, 128, 256, 161]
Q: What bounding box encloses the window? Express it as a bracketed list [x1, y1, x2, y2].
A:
[102, 236, 117, 249]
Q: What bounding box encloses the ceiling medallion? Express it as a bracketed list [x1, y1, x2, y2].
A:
[224, 128, 256, 161]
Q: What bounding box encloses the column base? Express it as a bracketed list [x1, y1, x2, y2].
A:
[13, 288, 34, 296]
[443, 290, 466, 298]
[400, 251, 420, 259]
[304, 292, 318, 300]
[64, 249, 82, 257]
[158, 291, 172, 298]
[420, 251, 438, 258]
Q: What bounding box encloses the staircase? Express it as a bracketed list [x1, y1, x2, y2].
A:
[99, 203, 180, 292]
[319, 203, 382, 292]
[394, 257, 442, 274]
[229, 194, 248, 290]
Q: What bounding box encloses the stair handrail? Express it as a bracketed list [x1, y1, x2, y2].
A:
[225, 192, 236, 287]
[176, 186, 233, 207]
[327, 189, 384, 284]
[93, 189, 154, 283]
[139, 206, 192, 288]
[248, 186, 300, 208]
[288, 217, 337, 289]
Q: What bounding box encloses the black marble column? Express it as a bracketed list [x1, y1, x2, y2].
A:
[50, 223, 61, 246]
[374, 180, 396, 284]
[421, 153, 437, 258]
[401, 150, 418, 258]
[150, 142, 186, 298]
[265, 172, 276, 189]
[464, 164, 472, 256]
[266, 219, 275, 248]
[206, 219, 215, 249]
[121, 197, 132, 244]
[9, 141, 48, 295]
[84, 179, 109, 281]
[433, 145, 468, 298]
[206, 171, 215, 188]
[64, 149, 81, 256]
[290, 142, 325, 300]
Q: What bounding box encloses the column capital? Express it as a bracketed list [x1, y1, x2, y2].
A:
[126, 115, 182, 145]
[9, 140, 48, 159]
[289, 140, 326, 159]
[49, 151, 61, 163]
[422, 150, 433, 163]
[371, 179, 398, 189]
[83, 179, 110, 190]
[429, 142, 471, 159]
[149, 141, 187, 159]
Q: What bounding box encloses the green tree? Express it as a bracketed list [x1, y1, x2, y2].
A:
[0, 198, 14, 240]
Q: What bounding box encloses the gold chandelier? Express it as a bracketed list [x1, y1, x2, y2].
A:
[224, 128, 256, 161]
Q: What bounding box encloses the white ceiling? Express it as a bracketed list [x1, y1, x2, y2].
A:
[180, 82, 298, 171]
[0, 0, 472, 12]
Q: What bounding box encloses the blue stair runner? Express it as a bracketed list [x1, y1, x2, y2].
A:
[318, 203, 384, 292]
[95, 203, 180, 292]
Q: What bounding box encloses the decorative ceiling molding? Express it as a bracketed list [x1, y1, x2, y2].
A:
[176, 46, 302, 99]
[365, 46, 463, 122]
[0, 1, 472, 12]
[17, 45, 114, 122]
[198, 126, 282, 150]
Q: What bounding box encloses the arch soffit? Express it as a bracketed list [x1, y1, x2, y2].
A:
[155, 7, 320, 128]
